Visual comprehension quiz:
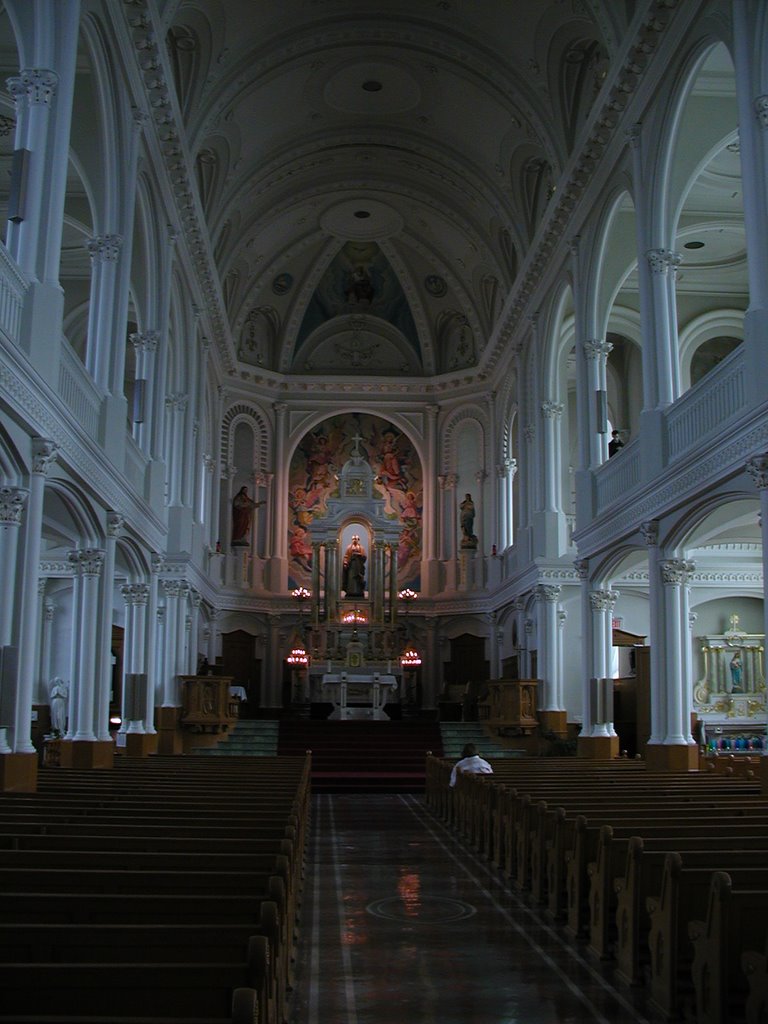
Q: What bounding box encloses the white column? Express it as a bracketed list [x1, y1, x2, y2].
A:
[658, 559, 696, 745]
[747, 455, 768, 656]
[588, 588, 619, 738]
[575, 559, 594, 736]
[189, 591, 202, 673]
[272, 403, 288, 566]
[165, 394, 188, 506]
[557, 609, 567, 710]
[34, 577, 47, 704]
[583, 339, 613, 466]
[160, 580, 180, 707]
[207, 608, 220, 666]
[535, 584, 562, 711]
[540, 400, 564, 511]
[0, 487, 27, 645]
[95, 511, 122, 741]
[144, 554, 164, 731]
[445, 473, 458, 559]
[643, 520, 664, 744]
[15, 439, 57, 753]
[39, 598, 54, 707]
[484, 393, 497, 549]
[68, 549, 105, 742]
[175, 583, 191, 693]
[129, 330, 159, 452]
[84, 234, 123, 389]
[645, 249, 682, 407]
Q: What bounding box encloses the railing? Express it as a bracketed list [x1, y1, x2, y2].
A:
[124, 433, 148, 494]
[0, 244, 26, 343]
[58, 340, 103, 440]
[666, 346, 745, 462]
[595, 437, 641, 511]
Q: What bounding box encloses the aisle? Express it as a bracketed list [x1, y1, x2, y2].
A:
[288, 795, 656, 1024]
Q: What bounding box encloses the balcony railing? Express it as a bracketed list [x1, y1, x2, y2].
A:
[666, 346, 745, 462]
[58, 340, 103, 440]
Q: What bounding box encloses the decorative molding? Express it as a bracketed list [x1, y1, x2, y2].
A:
[589, 589, 619, 612]
[86, 234, 123, 262]
[747, 453, 768, 490]
[69, 549, 105, 577]
[583, 338, 613, 361]
[106, 511, 125, 538]
[541, 400, 564, 420]
[660, 558, 696, 586]
[31, 437, 58, 475]
[535, 584, 561, 603]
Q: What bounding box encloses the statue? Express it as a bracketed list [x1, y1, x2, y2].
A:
[342, 534, 367, 597]
[49, 677, 69, 735]
[231, 487, 264, 546]
[728, 651, 743, 693]
[460, 492, 478, 548]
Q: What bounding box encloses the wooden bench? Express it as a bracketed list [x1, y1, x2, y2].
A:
[742, 930, 768, 1024]
[613, 835, 768, 986]
[646, 859, 768, 1020]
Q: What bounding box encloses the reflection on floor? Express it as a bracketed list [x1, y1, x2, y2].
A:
[288, 794, 656, 1024]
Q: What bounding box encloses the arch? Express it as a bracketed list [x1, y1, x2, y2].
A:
[679, 310, 744, 389]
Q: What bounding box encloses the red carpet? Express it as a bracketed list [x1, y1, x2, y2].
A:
[277, 719, 443, 793]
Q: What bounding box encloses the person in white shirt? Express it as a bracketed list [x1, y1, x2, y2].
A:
[449, 743, 493, 787]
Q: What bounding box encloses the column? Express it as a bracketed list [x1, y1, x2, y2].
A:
[207, 608, 220, 666]
[270, 403, 288, 589]
[165, 394, 188, 506]
[68, 549, 105, 742]
[175, 583, 191, 691]
[645, 552, 698, 771]
[747, 455, 768, 654]
[160, 580, 180, 707]
[575, 558, 594, 742]
[732, 5, 768, 402]
[0, 487, 27, 645]
[189, 590, 202, 673]
[145, 553, 164, 732]
[84, 234, 124, 389]
[39, 598, 54, 709]
[34, 578, 47, 704]
[474, 468, 487, 555]
[540, 400, 564, 512]
[645, 248, 682, 407]
[535, 584, 566, 735]
[488, 611, 500, 679]
[14, 439, 57, 754]
[587, 588, 619, 747]
[129, 330, 159, 452]
[582, 339, 613, 466]
[266, 614, 282, 709]
[94, 511, 122, 742]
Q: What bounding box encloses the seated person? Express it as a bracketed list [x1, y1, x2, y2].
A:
[449, 743, 493, 787]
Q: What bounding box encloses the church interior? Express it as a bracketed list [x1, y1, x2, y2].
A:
[1, 0, 768, 1021]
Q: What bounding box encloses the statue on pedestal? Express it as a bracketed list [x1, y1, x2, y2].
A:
[460, 493, 478, 549]
[342, 534, 367, 597]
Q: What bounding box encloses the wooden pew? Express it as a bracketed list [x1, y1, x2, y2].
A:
[687, 871, 768, 1024]
[742, 932, 768, 1024]
[646, 859, 768, 1021]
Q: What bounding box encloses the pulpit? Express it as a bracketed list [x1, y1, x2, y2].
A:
[180, 675, 238, 733]
[479, 678, 539, 734]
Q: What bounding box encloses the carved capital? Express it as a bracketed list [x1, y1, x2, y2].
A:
[0, 487, 27, 526]
[754, 95, 768, 129]
[151, 552, 166, 575]
[32, 438, 58, 475]
[747, 453, 768, 491]
[86, 234, 123, 262]
[535, 584, 561, 603]
[582, 338, 613, 361]
[641, 520, 659, 547]
[660, 559, 695, 586]
[69, 549, 105, 577]
[129, 329, 159, 353]
[541, 400, 564, 420]
[7, 68, 58, 108]
[589, 589, 619, 613]
[574, 558, 590, 581]
[646, 248, 682, 275]
[106, 511, 125, 539]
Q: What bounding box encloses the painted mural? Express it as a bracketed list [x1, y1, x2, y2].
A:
[288, 414, 423, 589]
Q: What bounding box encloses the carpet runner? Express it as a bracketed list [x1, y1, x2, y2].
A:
[277, 719, 443, 793]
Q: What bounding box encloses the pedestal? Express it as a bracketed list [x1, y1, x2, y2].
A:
[539, 710, 567, 738]
[644, 742, 699, 772]
[69, 740, 115, 769]
[577, 735, 619, 759]
[125, 732, 159, 758]
[0, 752, 38, 791]
[156, 705, 183, 755]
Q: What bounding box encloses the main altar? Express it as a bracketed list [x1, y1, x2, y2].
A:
[289, 433, 416, 716]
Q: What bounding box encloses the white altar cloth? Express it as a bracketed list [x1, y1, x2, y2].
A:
[321, 673, 398, 720]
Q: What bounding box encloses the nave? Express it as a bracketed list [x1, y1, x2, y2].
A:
[289, 794, 655, 1024]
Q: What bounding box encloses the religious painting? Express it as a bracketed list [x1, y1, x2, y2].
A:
[288, 413, 423, 589]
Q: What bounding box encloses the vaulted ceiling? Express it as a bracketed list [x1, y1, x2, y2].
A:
[158, 0, 629, 378]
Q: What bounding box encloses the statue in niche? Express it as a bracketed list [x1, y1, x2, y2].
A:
[728, 651, 743, 693]
[49, 677, 69, 735]
[231, 487, 264, 546]
[460, 493, 478, 549]
[342, 534, 367, 597]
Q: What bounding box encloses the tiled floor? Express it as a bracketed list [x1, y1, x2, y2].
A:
[288, 794, 657, 1024]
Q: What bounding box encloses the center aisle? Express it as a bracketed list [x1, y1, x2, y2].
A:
[288, 794, 657, 1024]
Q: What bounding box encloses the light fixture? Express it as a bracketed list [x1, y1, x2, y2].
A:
[292, 586, 310, 601]
[400, 647, 422, 667]
[287, 643, 308, 666]
[342, 609, 367, 624]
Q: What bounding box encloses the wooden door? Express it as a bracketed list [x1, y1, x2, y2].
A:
[221, 630, 260, 714]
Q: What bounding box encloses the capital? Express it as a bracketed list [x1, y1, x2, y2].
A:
[0, 487, 27, 526]
[582, 338, 613, 361]
[589, 588, 619, 612]
[646, 248, 682, 275]
[541, 400, 564, 420]
[641, 520, 659, 547]
[660, 559, 695, 586]
[535, 584, 561, 603]
[86, 234, 123, 262]
[69, 549, 105, 577]
[31, 438, 58, 475]
[129, 329, 159, 353]
[754, 95, 768, 130]
[106, 511, 125, 539]
[574, 558, 590, 581]
[7, 69, 58, 108]
[747, 453, 768, 491]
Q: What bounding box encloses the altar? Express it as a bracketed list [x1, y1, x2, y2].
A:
[321, 672, 398, 720]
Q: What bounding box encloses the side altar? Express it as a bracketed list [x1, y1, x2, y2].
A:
[693, 615, 766, 747]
